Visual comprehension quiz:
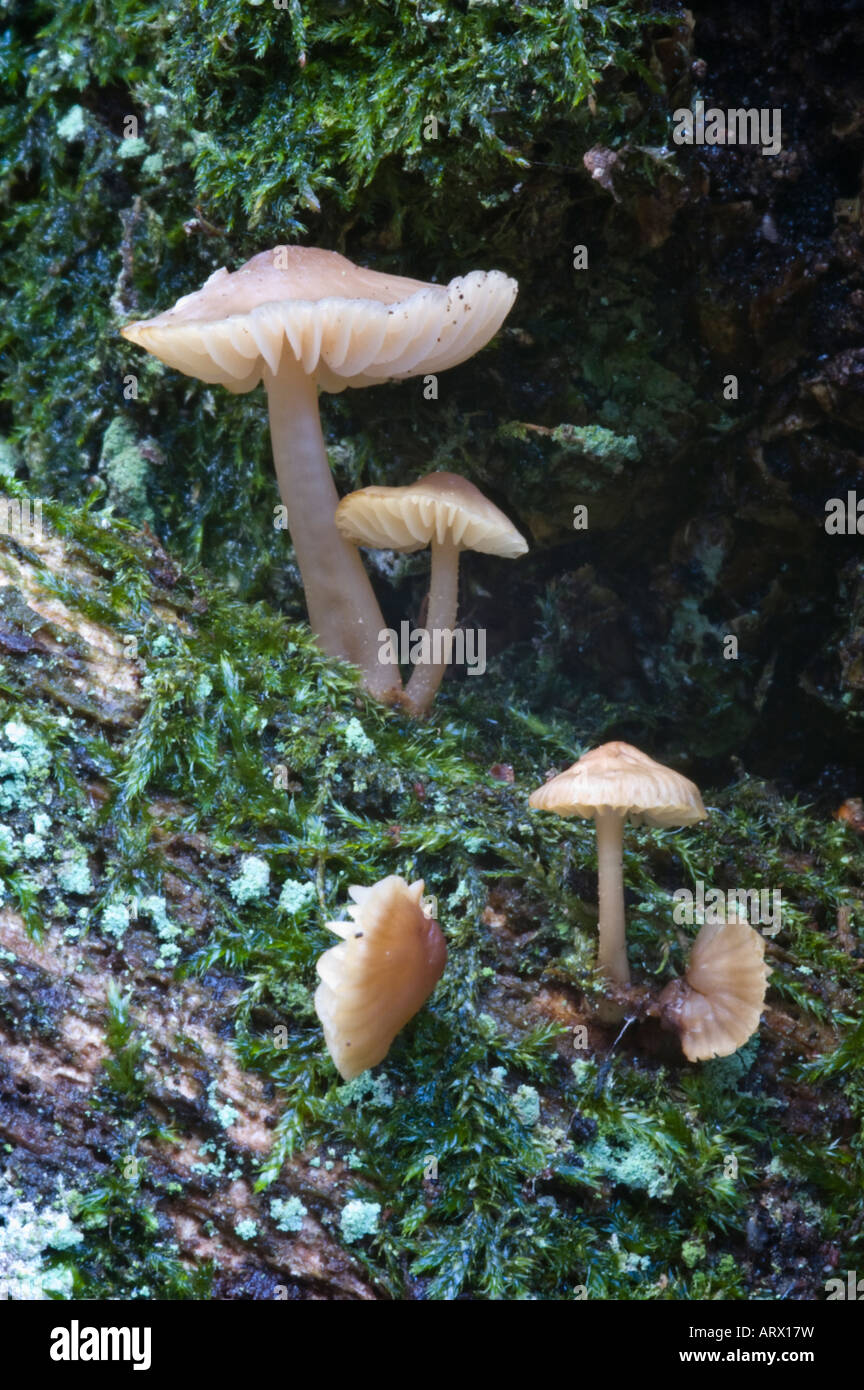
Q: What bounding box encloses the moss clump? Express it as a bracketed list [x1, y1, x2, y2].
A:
[99, 418, 155, 525]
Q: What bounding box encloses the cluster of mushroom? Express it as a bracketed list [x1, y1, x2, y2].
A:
[304, 741, 769, 1081]
[122, 246, 526, 715]
[121, 251, 769, 1075]
[529, 742, 771, 1062]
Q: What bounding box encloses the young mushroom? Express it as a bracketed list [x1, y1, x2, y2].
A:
[122, 246, 518, 702]
[658, 917, 771, 1061]
[335, 471, 528, 716]
[529, 742, 707, 987]
[314, 875, 447, 1080]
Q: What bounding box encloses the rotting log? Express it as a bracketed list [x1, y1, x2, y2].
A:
[0, 519, 376, 1300]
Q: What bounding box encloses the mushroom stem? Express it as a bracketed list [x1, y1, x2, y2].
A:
[402, 536, 460, 717]
[594, 809, 630, 986]
[264, 361, 401, 702]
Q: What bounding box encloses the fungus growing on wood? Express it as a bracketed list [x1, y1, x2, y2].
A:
[658, 917, 771, 1061]
[122, 247, 517, 701]
[335, 470, 527, 716]
[529, 742, 707, 986]
[314, 875, 447, 1080]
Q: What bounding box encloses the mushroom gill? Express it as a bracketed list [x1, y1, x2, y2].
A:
[659, 917, 771, 1062]
[314, 875, 447, 1080]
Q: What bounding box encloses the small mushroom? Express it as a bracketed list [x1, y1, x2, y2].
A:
[122, 247, 517, 701]
[314, 875, 447, 1080]
[658, 917, 771, 1061]
[529, 741, 707, 987]
[335, 471, 528, 716]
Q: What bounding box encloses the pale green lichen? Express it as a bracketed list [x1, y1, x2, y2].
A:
[98, 417, 154, 524]
[0, 722, 51, 814]
[270, 1196, 306, 1233]
[586, 1136, 674, 1200]
[234, 1218, 258, 1241]
[57, 858, 93, 896]
[342, 717, 375, 757]
[139, 894, 182, 964]
[0, 825, 18, 864]
[117, 136, 148, 161]
[229, 855, 270, 906]
[101, 903, 130, 943]
[56, 104, 86, 142]
[337, 1072, 393, 1108]
[340, 1199, 380, 1244]
[0, 1177, 82, 1300]
[512, 1084, 541, 1127]
[276, 878, 316, 915]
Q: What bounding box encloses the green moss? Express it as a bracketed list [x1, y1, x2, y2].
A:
[681, 1238, 706, 1269]
[1, 0, 861, 1299]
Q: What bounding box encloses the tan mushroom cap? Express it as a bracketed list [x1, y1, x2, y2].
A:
[664, 918, 771, 1062]
[335, 471, 528, 559]
[121, 245, 518, 395]
[314, 875, 447, 1081]
[528, 741, 707, 829]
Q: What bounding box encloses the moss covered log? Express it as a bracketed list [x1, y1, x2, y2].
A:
[1, 0, 863, 1301]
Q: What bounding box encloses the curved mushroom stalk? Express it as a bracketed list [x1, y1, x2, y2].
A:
[121, 246, 518, 709]
[264, 362, 399, 701]
[335, 471, 527, 718]
[402, 536, 460, 717]
[594, 808, 630, 987]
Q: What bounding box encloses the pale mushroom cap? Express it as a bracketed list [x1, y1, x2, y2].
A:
[528, 741, 707, 829]
[314, 875, 447, 1081]
[669, 918, 771, 1062]
[334, 470, 528, 558]
[121, 245, 518, 395]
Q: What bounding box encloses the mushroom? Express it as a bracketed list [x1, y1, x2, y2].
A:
[335, 471, 528, 716]
[528, 741, 707, 987]
[314, 875, 447, 1080]
[658, 917, 771, 1061]
[121, 247, 518, 702]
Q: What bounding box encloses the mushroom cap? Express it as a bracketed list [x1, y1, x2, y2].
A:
[334, 470, 528, 558]
[314, 875, 447, 1081]
[121, 246, 518, 395]
[528, 741, 707, 829]
[661, 917, 771, 1062]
